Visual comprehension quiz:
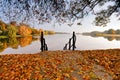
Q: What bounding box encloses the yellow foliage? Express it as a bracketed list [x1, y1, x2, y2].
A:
[18, 25, 32, 36]
[0, 20, 7, 31]
[39, 29, 44, 33]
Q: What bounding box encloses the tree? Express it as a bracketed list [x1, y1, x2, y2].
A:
[7, 25, 17, 38]
[31, 28, 40, 35]
[116, 29, 120, 34]
[0, 20, 6, 30]
[107, 29, 116, 34]
[10, 21, 17, 26]
[18, 24, 32, 36]
[0, 20, 7, 35]
[0, 0, 120, 27]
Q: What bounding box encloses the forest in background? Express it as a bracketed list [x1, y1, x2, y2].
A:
[82, 29, 120, 36]
[0, 20, 55, 52]
[0, 20, 55, 38]
[82, 29, 120, 41]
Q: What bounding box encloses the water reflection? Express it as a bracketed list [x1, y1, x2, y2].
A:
[0, 36, 38, 52]
[104, 36, 120, 41]
[19, 36, 32, 47]
[8, 38, 19, 49]
[87, 35, 120, 41]
[1, 34, 120, 54]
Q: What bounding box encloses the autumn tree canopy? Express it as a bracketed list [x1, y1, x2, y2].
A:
[0, 0, 120, 26]
[18, 24, 32, 36]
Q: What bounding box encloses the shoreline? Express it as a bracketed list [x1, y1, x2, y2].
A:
[96, 34, 120, 37]
[1, 48, 120, 55]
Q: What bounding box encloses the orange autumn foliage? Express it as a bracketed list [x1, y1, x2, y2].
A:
[19, 36, 32, 47]
[18, 25, 32, 36]
[0, 49, 120, 80]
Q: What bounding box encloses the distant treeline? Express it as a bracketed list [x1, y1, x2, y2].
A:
[102, 29, 120, 34]
[82, 29, 120, 41]
[82, 29, 120, 36]
[0, 20, 55, 38]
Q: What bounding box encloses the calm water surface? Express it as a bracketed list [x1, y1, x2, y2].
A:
[1, 34, 120, 54]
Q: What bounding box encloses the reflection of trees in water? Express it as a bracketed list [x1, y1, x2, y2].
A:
[0, 36, 38, 52]
[0, 38, 8, 52]
[115, 37, 120, 41]
[0, 38, 19, 50]
[0, 45, 5, 52]
[90, 35, 120, 41]
[104, 36, 115, 41]
[19, 36, 38, 47]
[0, 42, 7, 52]
[104, 36, 120, 41]
[32, 37, 39, 41]
[19, 36, 33, 47]
[8, 38, 19, 49]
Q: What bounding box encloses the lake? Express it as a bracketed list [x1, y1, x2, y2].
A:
[1, 34, 120, 54]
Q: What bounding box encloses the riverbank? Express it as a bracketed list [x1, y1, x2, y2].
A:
[96, 33, 120, 37]
[0, 49, 120, 80]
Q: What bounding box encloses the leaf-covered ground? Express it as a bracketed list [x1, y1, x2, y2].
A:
[0, 49, 120, 80]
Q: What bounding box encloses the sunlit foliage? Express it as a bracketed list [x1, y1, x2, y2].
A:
[31, 28, 40, 35]
[18, 24, 32, 36]
[0, 20, 55, 37]
[7, 25, 17, 38]
[0, 20, 7, 35]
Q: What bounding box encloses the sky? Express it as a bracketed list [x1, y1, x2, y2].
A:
[36, 13, 120, 33]
[0, 1, 120, 33]
[1, 12, 120, 33]
[28, 1, 120, 33]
